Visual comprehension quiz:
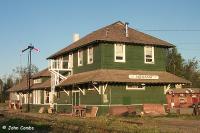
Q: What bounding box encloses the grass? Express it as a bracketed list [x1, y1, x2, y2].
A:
[1, 109, 200, 133]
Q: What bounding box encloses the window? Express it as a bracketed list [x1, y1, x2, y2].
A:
[68, 53, 73, 69]
[78, 50, 83, 66]
[126, 84, 145, 90]
[44, 91, 50, 104]
[33, 90, 41, 104]
[144, 46, 154, 64]
[33, 78, 42, 84]
[24, 94, 28, 104]
[87, 46, 93, 64]
[114, 44, 125, 62]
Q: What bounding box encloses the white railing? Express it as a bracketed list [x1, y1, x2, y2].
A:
[48, 59, 72, 70]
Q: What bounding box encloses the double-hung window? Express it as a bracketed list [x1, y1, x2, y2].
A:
[33, 90, 41, 104]
[114, 44, 125, 62]
[144, 46, 154, 64]
[78, 50, 83, 66]
[44, 91, 50, 104]
[87, 46, 93, 64]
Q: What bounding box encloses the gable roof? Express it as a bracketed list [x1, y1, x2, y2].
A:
[47, 21, 174, 59]
[58, 69, 191, 87]
[8, 69, 51, 92]
[32, 68, 50, 79]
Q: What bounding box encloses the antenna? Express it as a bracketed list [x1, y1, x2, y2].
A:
[21, 43, 39, 112]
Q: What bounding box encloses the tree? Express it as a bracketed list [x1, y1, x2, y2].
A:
[12, 64, 39, 84]
[183, 58, 200, 88]
[0, 79, 3, 102]
[166, 47, 200, 88]
[166, 47, 185, 77]
[1, 75, 14, 102]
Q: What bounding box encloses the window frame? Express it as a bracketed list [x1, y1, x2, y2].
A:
[78, 50, 83, 66]
[33, 90, 41, 104]
[144, 46, 154, 64]
[114, 43, 126, 62]
[33, 78, 42, 84]
[44, 90, 50, 104]
[87, 46, 93, 64]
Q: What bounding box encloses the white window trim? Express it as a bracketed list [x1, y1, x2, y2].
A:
[126, 84, 145, 90]
[87, 46, 93, 64]
[144, 46, 154, 64]
[114, 44, 126, 62]
[33, 78, 42, 84]
[78, 50, 83, 66]
[33, 90, 41, 104]
[44, 90, 50, 104]
[69, 53, 73, 69]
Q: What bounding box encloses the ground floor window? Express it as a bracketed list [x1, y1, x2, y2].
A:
[24, 94, 29, 104]
[126, 84, 145, 90]
[44, 91, 50, 104]
[33, 90, 41, 104]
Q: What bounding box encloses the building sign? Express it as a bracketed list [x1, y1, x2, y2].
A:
[128, 74, 159, 80]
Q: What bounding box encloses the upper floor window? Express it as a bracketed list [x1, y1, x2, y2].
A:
[78, 50, 83, 66]
[144, 46, 154, 64]
[33, 78, 42, 84]
[87, 46, 93, 64]
[114, 44, 125, 62]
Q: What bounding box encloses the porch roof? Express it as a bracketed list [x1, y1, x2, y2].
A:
[59, 69, 191, 86]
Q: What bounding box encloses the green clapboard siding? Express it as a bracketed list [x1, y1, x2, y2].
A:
[101, 43, 167, 71]
[73, 44, 101, 74]
[110, 85, 166, 104]
[80, 89, 102, 105]
[56, 91, 71, 104]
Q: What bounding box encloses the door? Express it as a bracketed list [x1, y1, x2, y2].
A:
[72, 91, 80, 106]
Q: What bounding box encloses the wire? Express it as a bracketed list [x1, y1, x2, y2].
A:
[138, 29, 200, 32]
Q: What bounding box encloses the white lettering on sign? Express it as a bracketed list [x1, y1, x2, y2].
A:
[128, 75, 159, 79]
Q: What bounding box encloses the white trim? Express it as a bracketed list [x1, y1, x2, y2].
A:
[78, 87, 86, 95]
[44, 90, 50, 104]
[33, 90, 41, 104]
[93, 84, 101, 94]
[102, 83, 108, 94]
[78, 50, 83, 66]
[144, 46, 154, 64]
[69, 53, 73, 69]
[164, 84, 171, 94]
[33, 78, 42, 84]
[63, 89, 70, 96]
[114, 43, 126, 62]
[87, 46, 93, 64]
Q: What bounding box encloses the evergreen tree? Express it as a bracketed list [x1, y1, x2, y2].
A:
[166, 47, 184, 77]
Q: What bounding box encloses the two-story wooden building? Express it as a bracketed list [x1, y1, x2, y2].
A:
[46, 21, 191, 114]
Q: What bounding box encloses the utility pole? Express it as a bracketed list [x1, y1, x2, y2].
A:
[22, 44, 39, 112]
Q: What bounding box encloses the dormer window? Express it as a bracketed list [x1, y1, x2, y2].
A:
[78, 50, 83, 66]
[33, 78, 42, 84]
[144, 46, 154, 64]
[114, 44, 125, 62]
[87, 46, 93, 64]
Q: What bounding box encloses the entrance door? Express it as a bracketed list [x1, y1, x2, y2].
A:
[72, 91, 80, 106]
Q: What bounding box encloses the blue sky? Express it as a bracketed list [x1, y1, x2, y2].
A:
[0, 0, 200, 77]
